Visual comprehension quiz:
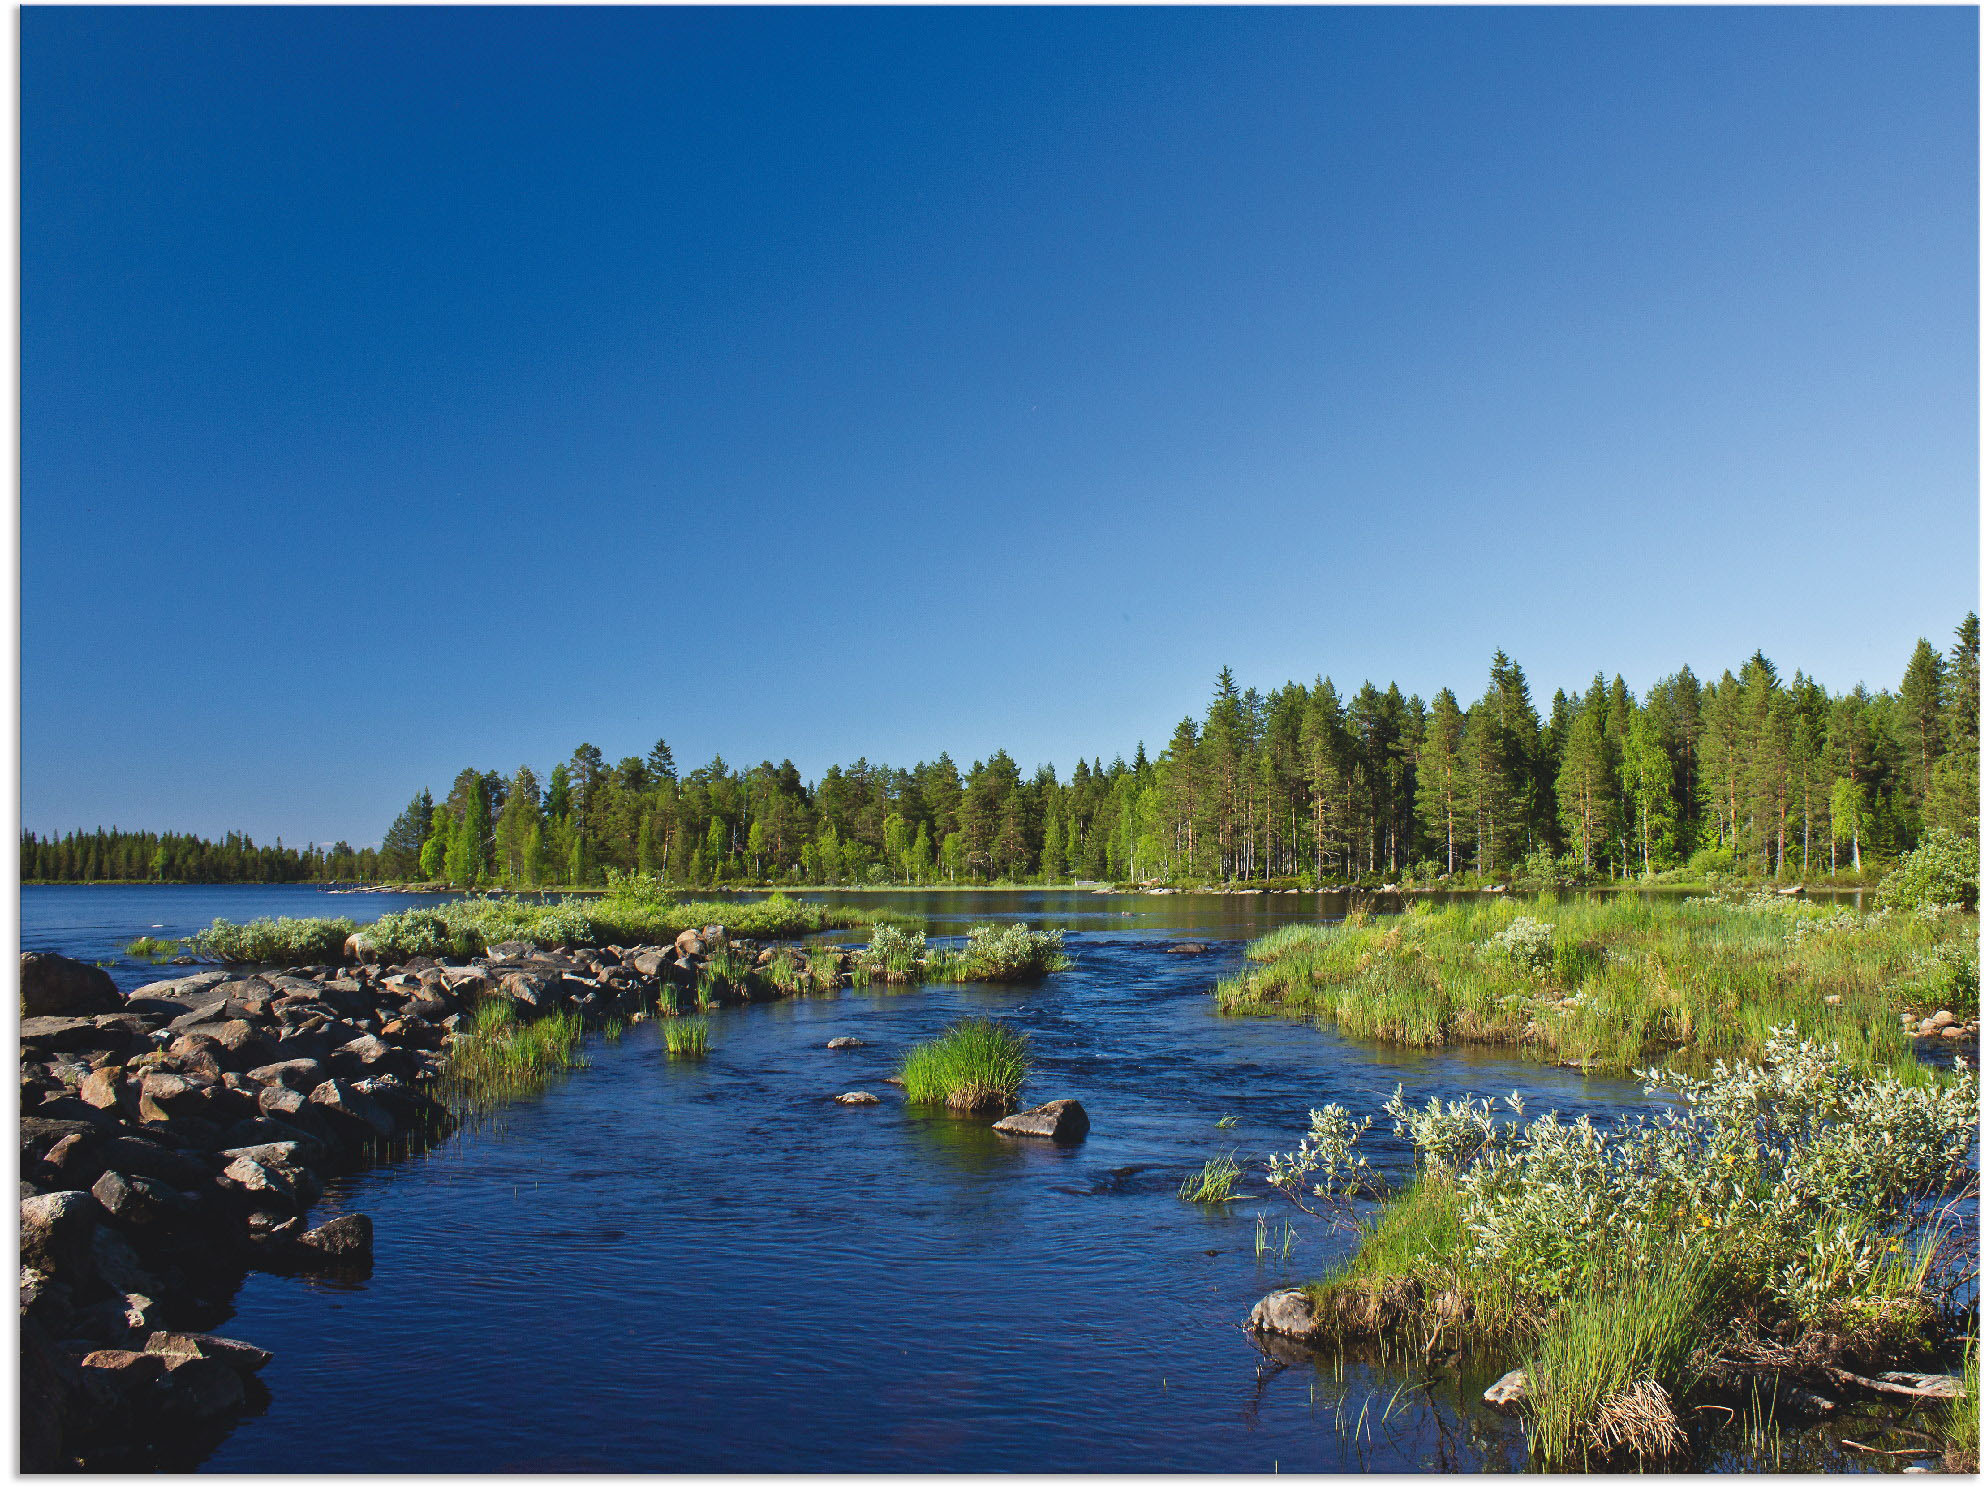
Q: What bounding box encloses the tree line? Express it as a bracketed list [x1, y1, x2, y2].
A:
[24, 617, 1976, 889]
[377, 615, 1978, 889]
[19, 829, 379, 885]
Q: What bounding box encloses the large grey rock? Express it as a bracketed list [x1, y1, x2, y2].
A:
[1246, 1287, 1323, 1343]
[992, 1099, 1090, 1142]
[292, 1212, 373, 1264]
[826, 1036, 866, 1049]
[20, 952, 122, 1017]
[308, 1078, 394, 1140]
[137, 1071, 215, 1123]
[834, 1091, 881, 1106]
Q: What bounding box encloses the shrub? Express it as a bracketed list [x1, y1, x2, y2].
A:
[858, 924, 928, 983]
[927, 923, 1069, 983]
[1485, 915, 1554, 975]
[897, 1017, 1030, 1112]
[1877, 831, 1980, 912]
[188, 915, 357, 965]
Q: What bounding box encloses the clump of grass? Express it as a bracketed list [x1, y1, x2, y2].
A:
[897, 1017, 1030, 1112]
[1526, 1244, 1720, 1467]
[1178, 1152, 1244, 1203]
[440, 1002, 586, 1113]
[1945, 1345, 1979, 1472]
[188, 914, 358, 964]
[664, 1017, 711, 1058]
[654, 986, 680, 1017]
[124, 935, 185, 961]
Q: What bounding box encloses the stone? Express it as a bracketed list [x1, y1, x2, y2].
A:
[146, 1330, 273, 1372]
[1483, 1367, 1529, 1413]
[137, 1071, 215, 1124]
[308, 1078, 395, 1140]
[22, 1189, 98, 1277]
[91, 1170, 194, 1234]
[247, 1057, 330, 1092]
[674, 929, 706, 959]
[826, 1036, 866, 1049]
[835, 1091, 882, 1106]
[1944, 1026, 1965, 1041]
[156, 1352, 248, 1419]
[1931, 1010, 1956, 1029]
[20, 1015, 123, 1055]
[292, 1212, 373, 1264]
[1247, 1288, 1323, 1343]
[96, 1135, 210, 1191]
[91, 1225, 158, 1294]
[1166, 943, 1208, 955]
[21, 1314, 73, 1472]
[20, 951, 122, 1017]
[43, 1131, 106, 1190]
[78, 1067, 125, 1111]
[1878, 1371, 1963, 1399]
[992, 1099, 1091, 1143]
[500, 971, 557, 1009]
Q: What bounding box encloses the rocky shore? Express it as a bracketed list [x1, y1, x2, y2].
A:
[19, 925, 844, 1470]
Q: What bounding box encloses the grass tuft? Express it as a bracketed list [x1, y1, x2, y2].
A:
[897, 1017, 1030, 1112]
[664, 1017, 711, 1058]
[1178, 1152, 1244, 1203]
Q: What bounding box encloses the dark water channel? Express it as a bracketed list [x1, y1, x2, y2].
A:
[21, 886, 1917, 1471]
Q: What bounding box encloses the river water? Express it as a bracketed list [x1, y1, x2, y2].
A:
[19, 885, 1914, 1471]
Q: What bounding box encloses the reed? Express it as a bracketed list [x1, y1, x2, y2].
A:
[1178, 1152, 1244, 1203]
[664, 1017, 711, 1057]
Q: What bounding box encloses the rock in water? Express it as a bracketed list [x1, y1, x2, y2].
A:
[826, 1036, 866, 1049]
[292, 1212, 373, 1264]
[834, 1091, 881, 1106]
[20, 952, 123, 1017]
[1483, 1368, 1528, 1413]
[1166, 943, 1208, 955]
[991, 1099, 1091, 1142]
[1246, 1288, 1322, 1343]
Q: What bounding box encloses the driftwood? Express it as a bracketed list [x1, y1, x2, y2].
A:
[1821, 1366, 1963, 1400]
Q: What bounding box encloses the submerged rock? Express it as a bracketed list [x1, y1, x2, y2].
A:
[1166, 943, 1208, 955]
[834, 1091, 881, 1106]
[825, 1036, 866, 1049]
[991, 1099, 1091, 1142]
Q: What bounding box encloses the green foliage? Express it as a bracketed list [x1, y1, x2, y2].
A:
[926, 922, 1069, 983]
[1177, 1152, 1244, 1203]
[857, 924, 928, 983]
[897, 1017, 1030, 1111]
[1877, 830, 1980, 911]
[188, 914, 358, 964]
[1945, 1345, 1979, 1471]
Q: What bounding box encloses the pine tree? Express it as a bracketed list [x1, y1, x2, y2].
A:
[1898, 638, 1947, 821]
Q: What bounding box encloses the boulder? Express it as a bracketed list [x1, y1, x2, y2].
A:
[674, 929, 706, 959]
[146, 1330, 273, 1372]
[20, 952, 122, 1017]
[308, 1078, 395, 1140]
[992, 1099, 1091, 1143]
[91, 1170, 195, 1234]
[22, 1189, 99, 1277]
[1246, 1287, 1323, 1344]
[826, 1036, 866, 1049]
[21, 1015, 129, 1056]
[291, 1212, 373, 1264]
[1483, 1367, 1529, 1413]
[834, 1091, 882, 1106]
[487, 939, 535, 961]
[246, 1057, 330, 1093]
[1166, 943, 1208, 955]
[43, 1131, 107, 1190]
[78, 1067, 126, 1112]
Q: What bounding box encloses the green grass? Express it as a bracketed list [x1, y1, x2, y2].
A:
[1525, 1243, 1722, 1467]
[188, 914, 359, 964]
[123, 935, 186, 960]
[1945, 1345, 1979, 1472]
[664, 1017, 711, 1058]
[439, 1001, 586, 1113]
[1178, 1152, 1244, 1203]
[897, 1017, 1031, 1112]
[1215, 893, 1976, 1074]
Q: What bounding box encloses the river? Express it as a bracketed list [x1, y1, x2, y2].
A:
[19, 884, 1909, 1470]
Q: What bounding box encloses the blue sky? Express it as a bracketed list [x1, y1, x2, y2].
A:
[22, 6, 1978, 846]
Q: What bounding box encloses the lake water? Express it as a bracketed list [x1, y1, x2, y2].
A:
[18, 885, 1915, 1471]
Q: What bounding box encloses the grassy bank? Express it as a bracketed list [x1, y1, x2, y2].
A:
[1270, 1030, 1976, 1467]
[177, 882, 898, 964]
[1215, 890, 1976, 1075]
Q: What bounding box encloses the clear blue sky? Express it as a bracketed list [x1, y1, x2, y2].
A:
[23, 6, 1978, 847]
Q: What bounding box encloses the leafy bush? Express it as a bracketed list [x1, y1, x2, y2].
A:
[189, 915, 358, 964]
[1877, 831, 1980, 912]
[857, 924, 928, 983]
[928, 923, 1069, 983]
[897, 1017, 1030, 1111]
[1485, 915, 1555, 974]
